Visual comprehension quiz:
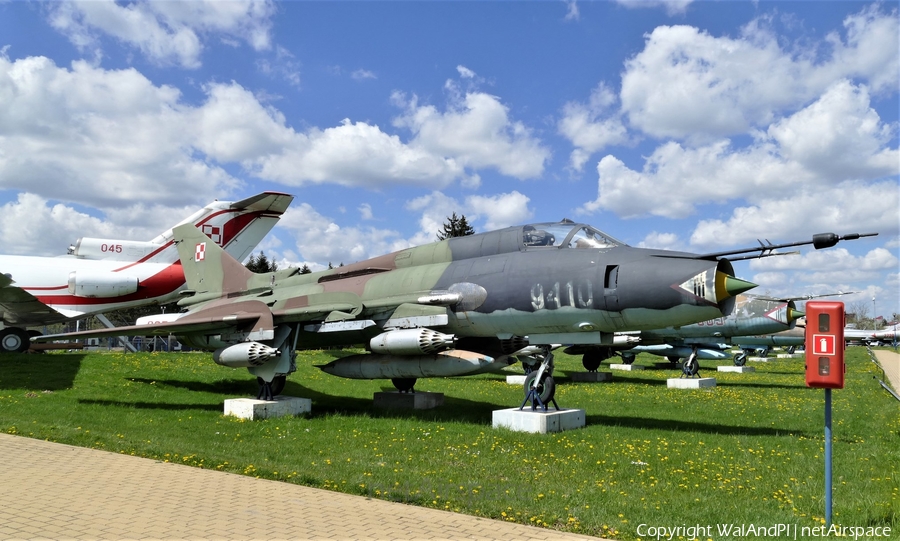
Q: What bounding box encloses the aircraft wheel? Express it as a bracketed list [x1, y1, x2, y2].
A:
[681, 356, 700, 377]
[582, 351, 603, 372]
[26, 330, 45, 354]
[621, 353, 636, 365]
[0, 328, 29, 353]
[523, 372, 555, 404]
[733, 352, 747, 366]
[391, 378, 417, 393]
[271, 375, 287, 396]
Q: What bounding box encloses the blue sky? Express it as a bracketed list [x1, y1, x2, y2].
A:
[0, 0, 898, 319]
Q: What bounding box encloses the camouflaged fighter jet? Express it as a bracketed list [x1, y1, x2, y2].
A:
[33, 220, 874, 401]
[731, 326, 806, 356]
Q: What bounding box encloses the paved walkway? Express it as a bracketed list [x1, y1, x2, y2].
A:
[0, 433, 604, 541]
[873, 349, 900, 394]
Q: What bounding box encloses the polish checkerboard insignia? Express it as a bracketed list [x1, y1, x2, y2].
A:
[195, 242, 206, 261]
[201, 225, 222, 245]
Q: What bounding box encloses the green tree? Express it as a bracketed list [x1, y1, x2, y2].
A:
[299, 263, 312, 274]
[245, 251, 278, 273]
[436, 212, 475, 240]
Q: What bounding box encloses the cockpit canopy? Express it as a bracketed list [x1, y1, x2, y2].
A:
[441, 219, 627, 261]
[522, 222, 625, 249]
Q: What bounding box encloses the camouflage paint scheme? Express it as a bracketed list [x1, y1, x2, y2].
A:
[36, 220, 867, 392]
[167, 220, 742, 356]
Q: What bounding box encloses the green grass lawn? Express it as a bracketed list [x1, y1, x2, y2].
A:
[1, 347, 897, 539]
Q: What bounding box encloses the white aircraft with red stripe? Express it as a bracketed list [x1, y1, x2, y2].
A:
[872, 324, 898, 343]
[0, 192, 293, 352]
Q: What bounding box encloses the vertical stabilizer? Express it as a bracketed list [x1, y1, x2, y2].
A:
[173, 224, 256, 296]
[70, 192, 293, 264]
[147, 191, 294, 264]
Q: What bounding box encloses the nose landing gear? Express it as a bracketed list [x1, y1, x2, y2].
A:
[520, 347, 560, 411]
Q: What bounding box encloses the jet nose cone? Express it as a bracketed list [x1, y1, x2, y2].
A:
[722, 275, 757, 298]
[789, 308, 805, 322]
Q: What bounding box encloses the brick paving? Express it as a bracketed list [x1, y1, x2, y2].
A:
[0, 433, 604, 541]
[873, 349, 900, 394]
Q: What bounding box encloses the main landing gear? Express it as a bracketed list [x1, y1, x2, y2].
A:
[256, 375, 287, 401]
[0, 328, 30, 353]
[580, 347, 613, 371]
[391, 378, 417, 393]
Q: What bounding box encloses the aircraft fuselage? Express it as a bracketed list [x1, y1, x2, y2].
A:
[178, 221, 745, 352]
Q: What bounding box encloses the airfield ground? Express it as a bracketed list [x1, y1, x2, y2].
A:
[0, 347, 897, 540]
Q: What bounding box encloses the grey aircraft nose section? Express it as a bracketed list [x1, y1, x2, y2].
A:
[616, 254, 750, 313]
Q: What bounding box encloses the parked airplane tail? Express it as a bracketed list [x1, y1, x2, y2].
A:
[68, 192, 293, 264]
[156, 191, 293, 264]
[173, 223, 259, 300]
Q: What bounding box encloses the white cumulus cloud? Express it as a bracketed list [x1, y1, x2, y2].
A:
[619, 5, 899, 139]
[558, 83, 632, 171]
[48, 0, 276, 69]
[582, 79, 898, 236]
[392, 82, 550, 180]
[464, 191, 533, 231]
[0, 55, 239, 208]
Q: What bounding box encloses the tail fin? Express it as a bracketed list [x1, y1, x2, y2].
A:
[215, 192, 294, 263]
[68, 192, 293, 264]
[150, 191, 294, 263]
[173, 223, 257, 297]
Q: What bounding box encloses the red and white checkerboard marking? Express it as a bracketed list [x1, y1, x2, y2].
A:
[201, 225, 222, 245]
[195, 242, 206, 261]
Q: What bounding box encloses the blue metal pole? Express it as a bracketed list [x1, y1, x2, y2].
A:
[825, 388, 832, 527]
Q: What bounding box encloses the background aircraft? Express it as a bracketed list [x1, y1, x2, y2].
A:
[731, 308, 899, 358]
[35, 223, 871, 401]
[567, 294, 806, 375]
[0, 192, 293, 353]
[843, 324, 896, 346]
[872, 325, 899, 345]
[731, 327, 805, 355]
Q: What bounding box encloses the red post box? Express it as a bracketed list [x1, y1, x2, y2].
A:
[805, 301, 845, 389]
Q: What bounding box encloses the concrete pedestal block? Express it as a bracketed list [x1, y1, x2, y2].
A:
[776, 353, 802, 359]
[373, 391, 444, 410]
[224, 396, 311, 420]
[749, 357, 770, 362]
[506, 375, 528, 385]
[492, 408, 586, 434]
[610, 364, 644, 371]
[667, 377, 717, 389]
[569, 371, 613, 382]
[717, 366, 756, 373]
